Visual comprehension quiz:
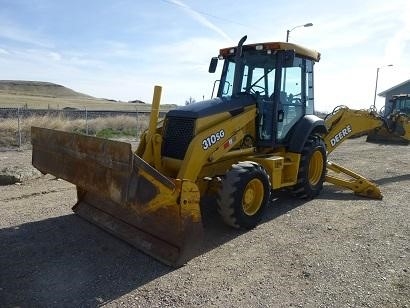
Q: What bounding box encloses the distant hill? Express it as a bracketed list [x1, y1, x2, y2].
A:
[0, 80, 93, 99]
[0, 80, 159, 111]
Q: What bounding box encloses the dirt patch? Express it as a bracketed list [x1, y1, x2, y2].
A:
[0, 137, 409, 307]
[0, 165, 42, 185]
[0, 148, 42, 185]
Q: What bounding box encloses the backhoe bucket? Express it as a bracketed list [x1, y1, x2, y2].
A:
[366, 128, 409, 145]
[31, 126, 203, 267]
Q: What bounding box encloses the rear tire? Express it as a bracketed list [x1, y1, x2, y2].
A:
[217, 162, 270, 229]
[291, 135, 326, 199]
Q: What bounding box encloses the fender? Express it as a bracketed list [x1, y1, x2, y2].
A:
[288, 115, 327, 153]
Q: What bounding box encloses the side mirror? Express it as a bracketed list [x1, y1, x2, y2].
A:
[209, 57, 218, 73]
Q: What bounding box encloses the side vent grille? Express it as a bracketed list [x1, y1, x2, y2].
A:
[162, 117, 195, 160]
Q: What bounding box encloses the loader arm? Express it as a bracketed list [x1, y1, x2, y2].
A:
[321, 106, 410, 199]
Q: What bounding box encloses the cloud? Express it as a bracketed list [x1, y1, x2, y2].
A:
[167, 0, 233, 42]
[49, 51, 62, 61]
[0, 21, 53, 48]
[383, 1, 410, 63]
[309, 2, 399, 51]
[10, 48, 63, 64]
[0, 48, 10, 55]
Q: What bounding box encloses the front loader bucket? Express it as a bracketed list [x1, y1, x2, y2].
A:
[31, 126, 203, 267]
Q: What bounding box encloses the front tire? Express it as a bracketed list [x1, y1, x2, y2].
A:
[217, 162, 270, 229]
[291, 135, 326, 199]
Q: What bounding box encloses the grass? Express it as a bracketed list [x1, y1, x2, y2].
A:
[0, 114, 150, 147]
[96, 128, 138, 139]
[0, 93, 177, 111]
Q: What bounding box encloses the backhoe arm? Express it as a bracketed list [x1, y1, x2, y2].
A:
[323, 106, 384, 154]
[321, 106, 409, 199]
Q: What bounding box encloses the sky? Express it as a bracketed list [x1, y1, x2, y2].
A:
[1, 0, 409, 112]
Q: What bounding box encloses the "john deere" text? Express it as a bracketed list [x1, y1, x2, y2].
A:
[330, 124, 352, 147]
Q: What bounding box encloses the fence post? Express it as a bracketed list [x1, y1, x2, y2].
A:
[17, 107, 22, 148]
[136, 109, 139, 139]
[85, 107, 89, 135]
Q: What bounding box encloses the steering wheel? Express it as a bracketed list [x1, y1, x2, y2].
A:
[246, 85, 266, 95]
[287, 93, 302, 104]
[291, 97, 302, 105]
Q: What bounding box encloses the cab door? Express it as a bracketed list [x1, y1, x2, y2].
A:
[257, 53, 314, 147]
[276, 57, 314, 143]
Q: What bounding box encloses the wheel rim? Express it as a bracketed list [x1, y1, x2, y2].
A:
[242, 178, 264, 216]
[308, 150, 324, 186]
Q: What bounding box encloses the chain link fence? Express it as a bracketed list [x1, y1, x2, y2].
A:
[0, 107, 151, 149]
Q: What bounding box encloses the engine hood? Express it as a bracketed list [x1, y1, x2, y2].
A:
[166, 94, 256, 119]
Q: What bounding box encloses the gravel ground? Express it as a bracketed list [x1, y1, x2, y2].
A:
[0, 137, 409, 307]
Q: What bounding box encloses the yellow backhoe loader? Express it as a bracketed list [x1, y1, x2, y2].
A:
[31, 36, 410, 266]
[366, 94, 410, 144]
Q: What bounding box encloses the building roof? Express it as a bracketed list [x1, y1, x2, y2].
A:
[378, 79, 410, 97]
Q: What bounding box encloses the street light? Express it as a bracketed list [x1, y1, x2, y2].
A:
[286, 23, 313, 42]
[373, 64, 393, 108]
[282, 22, 313, 91]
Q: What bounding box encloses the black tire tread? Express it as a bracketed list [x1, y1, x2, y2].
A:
[217, 161, 270, 229]
[291, 135, 326, 199]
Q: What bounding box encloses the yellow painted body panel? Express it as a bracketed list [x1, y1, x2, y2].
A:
[252, 152, 301, 189]
[176, 106, 257, 181]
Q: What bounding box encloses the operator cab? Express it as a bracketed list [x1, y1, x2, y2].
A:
[390, 94, 410, 115]
[210, 36, 320, 148]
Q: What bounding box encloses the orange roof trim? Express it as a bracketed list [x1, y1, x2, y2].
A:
[219, 41, 320, 62]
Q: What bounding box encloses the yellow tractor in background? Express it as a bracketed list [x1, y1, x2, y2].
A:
[366, 94, 410, 144]
[31, 36, 410, 266]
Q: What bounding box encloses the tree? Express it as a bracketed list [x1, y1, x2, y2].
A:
[185, 97, 196, 105]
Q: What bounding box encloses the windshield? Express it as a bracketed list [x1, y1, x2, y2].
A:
[218, 51, 277, 98]
[396, 97, 410, 114]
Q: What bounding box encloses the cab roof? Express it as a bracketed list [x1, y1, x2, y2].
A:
[393, 94, 410, 98]
[219, 41, 321, 62]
